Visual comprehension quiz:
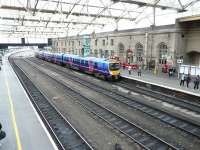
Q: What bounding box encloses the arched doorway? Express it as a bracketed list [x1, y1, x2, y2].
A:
[126, 49, 133, 64]
[118, 43, 125, 62]
[158, 43, 168, 64]
[135, 43, 144, 63]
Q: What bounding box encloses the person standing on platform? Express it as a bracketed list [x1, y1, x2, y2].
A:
[186, 74, 191, 88]
[128, 65, 132, 75]
[194, 75, 200, 90]
[168, 68, 173, 77]
[180, 73, 185, 86]
[138, 65, 142, 76]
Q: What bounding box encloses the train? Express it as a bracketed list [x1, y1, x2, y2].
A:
[35, 51, 121, 80]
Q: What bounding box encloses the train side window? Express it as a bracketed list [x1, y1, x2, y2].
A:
[77, 59, 80, 64]
[85, 61, 88, 67]
[98, 63, 102, 70]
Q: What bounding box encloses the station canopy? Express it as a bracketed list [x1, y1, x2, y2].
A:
[0, 0, 200, 38]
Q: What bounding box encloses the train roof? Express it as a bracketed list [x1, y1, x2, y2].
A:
[63, 54, 79, 58]
[40, 52, 119, 64]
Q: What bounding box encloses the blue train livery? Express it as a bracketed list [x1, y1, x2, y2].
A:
[35, 51, 120, 80]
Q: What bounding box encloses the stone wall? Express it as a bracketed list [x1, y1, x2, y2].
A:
[51, 17, 200, 67]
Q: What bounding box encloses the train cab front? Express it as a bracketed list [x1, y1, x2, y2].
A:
[109, 62, 121, 80]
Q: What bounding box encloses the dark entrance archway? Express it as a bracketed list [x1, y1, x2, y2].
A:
[118, 43, 125, 62]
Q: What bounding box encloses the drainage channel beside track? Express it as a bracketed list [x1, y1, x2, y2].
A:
[23, 58, 182, 150]
[9, 56, 93, 150]
[27, 57, 200, 140]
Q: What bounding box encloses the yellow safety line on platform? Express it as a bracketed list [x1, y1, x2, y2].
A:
[4, 68, 23, 150]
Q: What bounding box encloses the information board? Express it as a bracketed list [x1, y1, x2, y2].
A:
[180, 65, 200, 75]
[196, 68, 200, 75]
[184, 66, 189, 74]
[191, 67, 196, 75]
[180, 66, 185, 74]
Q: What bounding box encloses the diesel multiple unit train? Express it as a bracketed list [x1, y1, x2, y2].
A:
[35, 51, 121, 80]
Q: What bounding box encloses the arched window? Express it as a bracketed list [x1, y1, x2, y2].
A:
[94, 49, 98, 57]
[135, 43, 143, 62]
[159, 43, 168, 64]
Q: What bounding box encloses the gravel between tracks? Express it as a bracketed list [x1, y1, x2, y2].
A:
[14, 58, 139, 150]
[15, 57, 200, 150]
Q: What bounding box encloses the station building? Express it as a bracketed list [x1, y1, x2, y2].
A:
[52, 15, 200, 69]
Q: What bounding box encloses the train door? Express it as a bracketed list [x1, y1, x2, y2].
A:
[88, 60, 94, 73]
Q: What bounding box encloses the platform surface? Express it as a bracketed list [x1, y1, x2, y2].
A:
[121, 69, 200, 97]
[0, 53, 57, 150]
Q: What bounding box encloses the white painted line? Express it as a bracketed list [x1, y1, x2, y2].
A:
[4, 66, 22, 150]
[5, 55, 58, 150]
[121, 75, 200, 97]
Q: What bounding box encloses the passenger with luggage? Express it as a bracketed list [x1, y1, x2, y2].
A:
[194, 75, 200, 90]
[180, 73, 185, 86]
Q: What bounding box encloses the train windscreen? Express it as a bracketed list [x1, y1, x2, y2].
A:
[109, 63, 120, 71]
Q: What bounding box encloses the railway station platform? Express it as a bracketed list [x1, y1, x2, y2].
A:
[120, 69, 200, 97]
[0, 53, 57, 150]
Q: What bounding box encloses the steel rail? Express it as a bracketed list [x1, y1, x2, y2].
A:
[9, 56, 93, 150]
[117, 81, 200, 114]
[28, 57, 200, 140]
[23, 58, 180, 150]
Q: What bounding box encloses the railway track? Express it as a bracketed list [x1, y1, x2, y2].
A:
[20, 57, 181, 150]
[29, 57, 200, 115]
[9, 56, 93, 150]
[116, 81, 200, 114]
[27, 57, 200, 140]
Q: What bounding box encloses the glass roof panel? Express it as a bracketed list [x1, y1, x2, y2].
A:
[0, 0, 200, 38]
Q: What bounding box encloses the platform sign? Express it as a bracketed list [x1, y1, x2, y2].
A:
[177, 59, 183, 64]
[83, 35, 90, 57]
